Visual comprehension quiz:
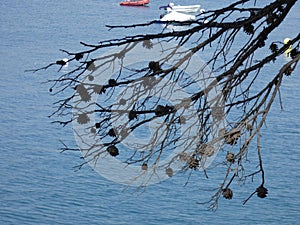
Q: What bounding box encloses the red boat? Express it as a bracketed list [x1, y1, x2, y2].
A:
[120, 0, 150, 6]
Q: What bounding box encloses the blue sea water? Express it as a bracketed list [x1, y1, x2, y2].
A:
[0, 0, 299, 224]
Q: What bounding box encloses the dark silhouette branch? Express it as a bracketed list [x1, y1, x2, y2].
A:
[32, 0, 300, 210]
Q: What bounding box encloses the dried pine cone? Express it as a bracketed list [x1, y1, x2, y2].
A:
[226, 152, 235, 164]
[179, 116, 186, 124]
[75, 84, 91, 102]
[188, 157, 199, 169]
[108, 128, 116, 137]
[243, 24, 254, 35]
[155, 105, 175, 117]
[128, 110, 137, 120]
[178, 153, 199, 169]
[56, 59, 67, 66]
[90, 127, 96, 134]
[107, 145, 119, 157]
[257, 38, 266, 48]
[166, 168, 173, 177]
[93, 85, 105, 94]
[77, 113, 90, 124]
[266, 13, 277, 24]
[284, 66, 293, 76]
[141, 163, 148, 170]
[290, 48, 299, 59]
[224, 129, 241, 145]
[246, 123, 253, 131]
[142, 76, 156, 88]
[143, 40, 153, 49]
[75, 53, 84, 61]
[256, 185, 268, 198]
[148, 61, 161, 72]
[211, 105, 224, 121]
[269, 43, 278, 53]
[222, 188, 233, 199]
[179, 152, 190, 162]
[119, 98, 126, 105]
[88, 75, 94, 81]
[86, 61, 95, 71]
[196, 144, 214, 157]
[181, 98, 191, 109]
[108, 79, 117, 86]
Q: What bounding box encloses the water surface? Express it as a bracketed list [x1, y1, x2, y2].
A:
[0, 1, 299, 224]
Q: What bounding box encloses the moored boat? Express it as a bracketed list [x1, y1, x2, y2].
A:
[159, 11, 196, 23]
[120, 0, 150, 6]
[160, 3, 201, 14]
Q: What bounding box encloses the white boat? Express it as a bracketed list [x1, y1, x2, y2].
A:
[160, 11, 196, 23]
[160, 3, 201, 14]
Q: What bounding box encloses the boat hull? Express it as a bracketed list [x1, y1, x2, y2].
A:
[120, 0, 150, 6]
[160, 11, 196, 23]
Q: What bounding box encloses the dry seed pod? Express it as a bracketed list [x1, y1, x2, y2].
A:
[188, 157, 199, 169]
[203, 145, 214, 157]
[222, 188, 233, 199]
[107, 145, 119, 157]
[93, 84, 105, 94]
[141, 163, 148, 170]
[196, 144, 207, 155]
[88, 75, 94, 81]
[179, 116, 186, 124]
[179, 152, 190, 162]
[226, 152, 235, 164]
[166, 168, 173, 177]
[196, 144, 214, 157]
[224, 128, 241, 145]
[75, 84, 91, 102]
[77, 113, 90, 124]
[256, 185, 268, 198]
[128, 110, 137, 120]
[246, 123, 253, 131]
[108, 128, 117, 137]
[119, 98, 126, 105]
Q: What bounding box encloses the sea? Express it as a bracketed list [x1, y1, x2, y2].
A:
[0, 0, 299, 224]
